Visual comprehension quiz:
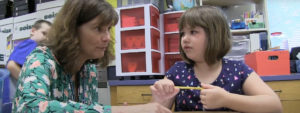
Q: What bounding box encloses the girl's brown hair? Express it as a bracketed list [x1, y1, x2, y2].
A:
[178, 6, 231, 66]
[46, 0, 118, 74]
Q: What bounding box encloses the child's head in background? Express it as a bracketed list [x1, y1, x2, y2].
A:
[179, 6, 232, 66]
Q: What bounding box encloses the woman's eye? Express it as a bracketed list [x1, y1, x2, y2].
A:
[95, 27, 101, 31]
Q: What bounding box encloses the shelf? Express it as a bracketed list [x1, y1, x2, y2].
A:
[120, 49, 146, 53]
[231, 28, 267, 35]
[203, 0, 261, 6]
[120, 26, 146, 31]
[151, 49, 161, 53]
[165, 52, 180, 55]
[121, 26, 159, 31]
[163, 10, 185, 15]
[165, 31, 179, 34]
[163, 28, 267, 35]
[120, 49, 161, 54]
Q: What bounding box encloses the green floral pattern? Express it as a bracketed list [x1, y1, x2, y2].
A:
[12, 46, 111, 113]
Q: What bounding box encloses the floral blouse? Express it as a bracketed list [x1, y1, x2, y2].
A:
[12, 46, 111, 113]
[166, 59, 253, 111]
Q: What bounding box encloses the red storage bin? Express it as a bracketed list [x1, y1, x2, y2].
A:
[151, 28, 160, 50]
[150, 6, 159, 28]
[165, 54, 182, 71]
[164, 33, 180, 52]
[121, 7, 144, 28]
[122, 52, 146, 72]
[164, 12, 183, 32]
[121, 29, 145, 50]
[152, 52, 161, 73]
[244, 51, 290, 76]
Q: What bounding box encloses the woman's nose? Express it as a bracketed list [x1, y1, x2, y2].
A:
[102, 30, 111, 41]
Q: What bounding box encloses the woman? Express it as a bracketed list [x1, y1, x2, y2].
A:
[12, 0, 171, 113]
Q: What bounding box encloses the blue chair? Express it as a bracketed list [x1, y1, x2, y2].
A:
[0, 69, 12, 113]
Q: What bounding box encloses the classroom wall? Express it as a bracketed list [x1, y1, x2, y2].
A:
[267, 0, 300, 50]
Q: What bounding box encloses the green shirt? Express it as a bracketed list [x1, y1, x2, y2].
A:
[12, 46, 111, 113]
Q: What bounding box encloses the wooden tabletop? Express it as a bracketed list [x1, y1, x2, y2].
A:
[174, 111, 239, 113]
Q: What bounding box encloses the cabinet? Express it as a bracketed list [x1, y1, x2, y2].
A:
[115, 4, 164, 76]
[202, 0, 269, 59]
[266, 80, 300, 113]
[110, 85, 152, 105]
[0, 18, 13, 66]
[163, 11, 184, 71]
[115, 0, 269, 75]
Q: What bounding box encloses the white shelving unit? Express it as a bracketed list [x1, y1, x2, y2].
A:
[0, 18, 14, 66]
[203, 0, 269, 35]
[115, 4, 163, 76]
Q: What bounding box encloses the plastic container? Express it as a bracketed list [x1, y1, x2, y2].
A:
[120, 7, 144, 28]
[164, 33, 180, 52]
[152, 52, 161, 73]
[248, 22, 265, 29]
[151, 28, 160, 50]
[244, 51, 290, 76]
[165, 54, 182, 71]
[164, 12, 183, 32]
[226, 39, 250, 57]
[121, 29, 145, 50]
[150, 6, 159, 28]
[121, 52, 146, 72]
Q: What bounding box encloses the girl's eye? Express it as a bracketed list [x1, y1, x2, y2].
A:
[191, 30, 197, 35]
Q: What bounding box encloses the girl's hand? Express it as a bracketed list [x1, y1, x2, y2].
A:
[200, 83, 230, 109]
[150, 78, 180, 103]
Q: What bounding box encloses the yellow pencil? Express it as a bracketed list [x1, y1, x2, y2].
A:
[175, 86, 203, 90]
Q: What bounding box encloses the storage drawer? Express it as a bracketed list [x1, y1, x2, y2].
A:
[281, 100, 300, 113]
[266, 80, 300, 100]
[115, 86, 152, 104]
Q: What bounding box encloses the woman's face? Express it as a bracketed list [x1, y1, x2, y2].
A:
[78, 15, 111, 60]
[181, 25, 207, 62]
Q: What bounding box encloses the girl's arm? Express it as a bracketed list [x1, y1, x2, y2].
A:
[227, 72, 282, 113]
[201, 72, 282, 113]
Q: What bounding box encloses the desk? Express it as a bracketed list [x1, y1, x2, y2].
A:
[174, 111, 239, 113]
[109, 74, 300, 112]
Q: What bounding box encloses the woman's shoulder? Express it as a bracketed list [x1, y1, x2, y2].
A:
[30, 46, 51, 55]
[25, 46, 57, 67]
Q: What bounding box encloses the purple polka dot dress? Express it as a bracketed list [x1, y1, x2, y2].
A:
[166, 59, 253, 111]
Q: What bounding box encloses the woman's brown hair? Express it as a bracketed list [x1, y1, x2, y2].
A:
[178, 6, 231, 66]
[46, 0, 118, 74]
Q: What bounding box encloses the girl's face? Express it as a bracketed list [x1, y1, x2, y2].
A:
[78, 15, 111, 60]
[181, 25, 207, 62]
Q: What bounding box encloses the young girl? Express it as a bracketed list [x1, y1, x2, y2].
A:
[151, 6, 282, 113]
